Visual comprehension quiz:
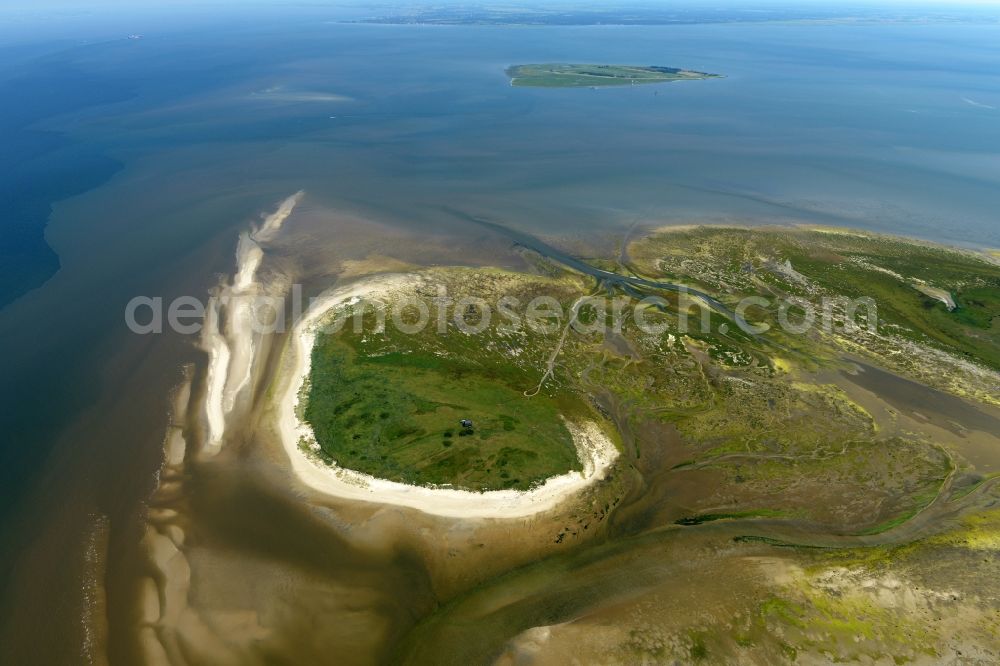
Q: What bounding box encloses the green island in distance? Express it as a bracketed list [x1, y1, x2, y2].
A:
[506, 63, 721, 87]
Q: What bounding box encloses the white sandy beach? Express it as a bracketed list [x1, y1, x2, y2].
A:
[275, 276, 620, 519]
[196, 190, 619, 518]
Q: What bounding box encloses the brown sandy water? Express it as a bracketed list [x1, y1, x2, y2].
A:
[835, 362, 1000, 473]
[846, 362, 1000, 439]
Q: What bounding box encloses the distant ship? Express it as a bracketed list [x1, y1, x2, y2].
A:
[128, 34, 143, 40]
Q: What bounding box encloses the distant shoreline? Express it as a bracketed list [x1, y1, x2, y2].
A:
[506, 63, 720, 88]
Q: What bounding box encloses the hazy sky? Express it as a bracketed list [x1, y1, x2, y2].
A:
[5, 0, 1000, 7]
[1, 0, 997, 44]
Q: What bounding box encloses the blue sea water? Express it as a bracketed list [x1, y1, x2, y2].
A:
[0, 5, 999, 526]
[3, 12, 1000, 313]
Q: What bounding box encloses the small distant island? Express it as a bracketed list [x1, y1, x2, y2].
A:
[506, 63, 721, 88]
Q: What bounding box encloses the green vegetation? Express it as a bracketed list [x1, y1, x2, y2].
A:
[305, 337, 581, 490]
[303, 270, 592, 491]
[506, 63, 720, 88]
[300, 226, 996, 527]
[629, 226, 1000, 403]
[375, 232, 1000, 665]
[746, 501, 1000, 663]
[688, 632, 709, 660]
[756, 589, 938, 662]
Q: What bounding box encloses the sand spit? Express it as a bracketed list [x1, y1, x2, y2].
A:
[196, 191, 618, 516]
[912, 282, 956, 311]
[275, 276, 620, 519]
[201, 302, 230, 452]
[201, 191, 304, 453]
